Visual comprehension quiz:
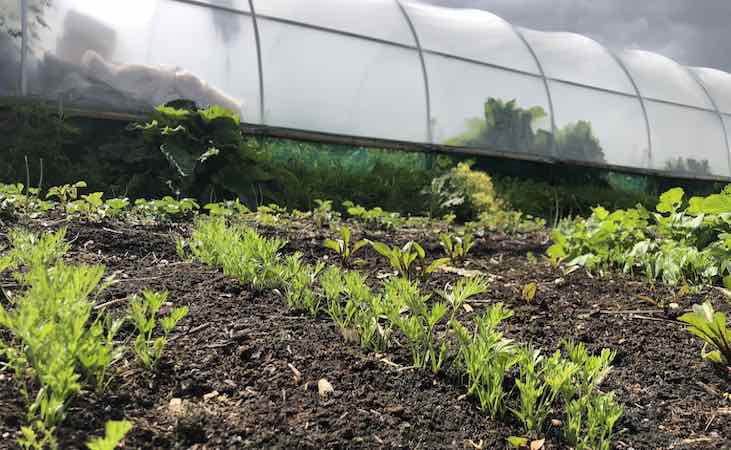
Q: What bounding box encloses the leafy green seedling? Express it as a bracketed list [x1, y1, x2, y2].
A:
[441, 276, 489, 322]
[511, 348, 578, 436]
[678, 301, 731, 367]
[370, 240, 449, 281]
[313, 199, 337, 229]
[69, 192, 105, 221]
[47, 181, 87, 212]
[280, 253, 325, 317]
[105, 198, 130, 218]
[203, 199, 248, 217]
[86, 420, 133, 450]
[389, 281, 449, 373]
[564, 392, 623, 450]
[0, 228, 120, 447]
[452, 303, 516, 418]
[129, 291, 188, 370]
[521, 282, 538, 303]
[323, 226, 368, 267]
[187, 218, 287, 289]
[439, 232, 476, 261]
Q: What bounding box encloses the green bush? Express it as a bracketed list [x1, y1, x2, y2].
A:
[267, 138, 449, 214]
[424, 162, 502, 221]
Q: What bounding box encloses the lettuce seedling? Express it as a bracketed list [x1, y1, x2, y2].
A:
[323, 226, 368, 267]
[129, 290, 188, 370]
[203, 199, 249, 217]
[104, 198, 130, 219]
[678, 301, 731, 367]
[86, 420, 133, 450]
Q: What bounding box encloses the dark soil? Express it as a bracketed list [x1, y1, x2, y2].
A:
[0, 218, 729, 449]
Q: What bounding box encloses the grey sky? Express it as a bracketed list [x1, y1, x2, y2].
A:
[419, 0, 731, 73]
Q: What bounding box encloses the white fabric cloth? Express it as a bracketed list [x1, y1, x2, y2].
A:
[80, 50, 242, 114]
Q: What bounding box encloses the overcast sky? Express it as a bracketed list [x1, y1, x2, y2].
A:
[420, 0, 731, 73]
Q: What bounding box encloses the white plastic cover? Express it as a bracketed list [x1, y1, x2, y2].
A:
[147, 0, 261, 122]
[549, 81, 649, 168]
[690, 67, 731, 115]
[646, 100, 729, 177]
[401, 1, 539, 74]
[258, 18, 428, 142]
[204, 0, 250, 12]
[521, 29, 635, 94]
[0, 0, 21, 94]
[4, 0, 731, 181]
[253, 0, 414, 46]
[618, 50, 713, 109]
[426, 53, 552, 156]
[25, 0, 261, 121]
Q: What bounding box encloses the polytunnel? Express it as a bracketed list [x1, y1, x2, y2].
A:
[1, 0, 731, 181]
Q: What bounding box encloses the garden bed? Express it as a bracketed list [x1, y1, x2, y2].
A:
[1, 215, 729, 449]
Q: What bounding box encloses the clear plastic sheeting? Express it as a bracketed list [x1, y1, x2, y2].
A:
[203, 0, 250, 13]
[23, 0, 260, 120]
[4, 0, 731, 181]
[646, 101, 729, 177]
[691, 67, 731, 115]
[549, 81, 648, 168]
[0, 0, 21, 94]
[426, 53, 552, 156]
[146, 0, 261, 122]
[618, 50, 713, 109]
[520, 29, 634, 94]
[253, 0, 415, 46]
[400, 1, 539, 74]
[258, 18, 427, 142]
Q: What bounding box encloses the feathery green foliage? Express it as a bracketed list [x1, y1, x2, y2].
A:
[128, 291, 188, 370]
[85, 420, 133, 450]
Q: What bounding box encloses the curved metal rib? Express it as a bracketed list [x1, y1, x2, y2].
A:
[686, 68, 731, 176]
[604, 47, 654, 167]
[19, 0, 28, 95]
[503, 25, 557, 159]
[394, 0, 433, 144]
[248, 0, 265, 124]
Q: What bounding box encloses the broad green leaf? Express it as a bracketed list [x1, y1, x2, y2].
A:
[507, 436, 529, 448]
[657, 187, 684, 214]
[352, 240, 369, 253]
[323, 240, 343, 253]
[370, 241, 392, 257]
[340, 226, 351, 244]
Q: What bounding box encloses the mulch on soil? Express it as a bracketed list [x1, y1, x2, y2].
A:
[0, 218, 729, 449]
